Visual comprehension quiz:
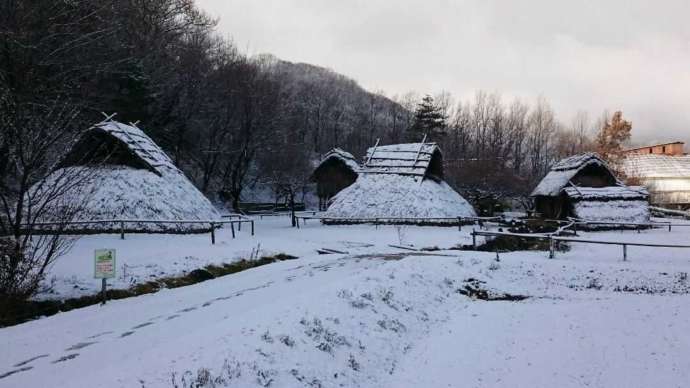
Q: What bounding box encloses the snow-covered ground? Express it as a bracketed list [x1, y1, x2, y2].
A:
[3, 218, 690, 387]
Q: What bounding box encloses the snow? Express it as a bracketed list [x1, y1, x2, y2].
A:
[3, 219, 690, 387]
[324, 174, 477, 222]
[37, 165, 221, 232]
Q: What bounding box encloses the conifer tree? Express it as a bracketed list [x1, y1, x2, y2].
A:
[407, 95, 448, 142]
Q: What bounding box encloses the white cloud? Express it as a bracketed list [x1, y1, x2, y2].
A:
[198, 0, 690, 145]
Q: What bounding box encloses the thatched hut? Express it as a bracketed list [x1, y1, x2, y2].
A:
[35, 119, 220, 232]
[311, 148, 359, 210]
[531, 153, 650, 223]
[323, 142, 476, 224]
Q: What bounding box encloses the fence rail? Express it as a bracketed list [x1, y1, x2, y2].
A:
[293, 215, 502, 229]
[471, 229, 690, 261]
[15, 218, 255, 244]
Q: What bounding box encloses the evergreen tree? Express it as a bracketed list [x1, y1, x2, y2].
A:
[407, 94, 448, 142]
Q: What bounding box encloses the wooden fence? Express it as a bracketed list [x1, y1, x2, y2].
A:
[293, 215, 502, 229]
[471, 229, 690, 261]
[17, 217, 255, 244]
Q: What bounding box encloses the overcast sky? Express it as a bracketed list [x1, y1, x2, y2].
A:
[197, 0, 690, 146]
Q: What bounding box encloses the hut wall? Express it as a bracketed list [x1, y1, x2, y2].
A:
[642, 177, 690, 208]
[534, 195, 567, 219]
[312, 159, 357, 210]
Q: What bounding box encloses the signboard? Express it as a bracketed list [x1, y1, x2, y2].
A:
[94, 249, 116, 279]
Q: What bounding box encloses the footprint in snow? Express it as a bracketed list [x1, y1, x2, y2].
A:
[65, 342, 97, 351]
[120, 331, 135, 338]
[166, 314, 181, 320]
[0, 366, 33, 379]
[177, 306, 197, 313]
[131, 322, 154, 330]
[13, 354, 49, 368]
[87, 331, 113, 339]
[51, 354, 79, 364]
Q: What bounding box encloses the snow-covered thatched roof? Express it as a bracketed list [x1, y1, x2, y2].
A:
[324, 174, 476, 223]
[315, 148, 359, 173]
[531, 153, 618, 197]
[37, 119, 220, 232]
[362, 142, 440, 177]
[563, 186, 648, 201]
[323, 142, 475, 223]
[622, 154, 690, 179]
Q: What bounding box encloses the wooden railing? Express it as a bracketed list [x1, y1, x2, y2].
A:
[471, 229, 690, 261]
[16, 216, 255, 244]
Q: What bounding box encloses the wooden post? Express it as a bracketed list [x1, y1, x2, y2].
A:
[549, 237, 555, 259]
[230, 222, 236, 239]
[238, 219, 242, 232]
[101, 278, 107, 305]
[472, 229, 477, 250]
[458, 217, 462, 231]
[210, 222, 216, 245]
[623, 244, 627, 261]
[120, 221, 125, 240]
[669, 224, 672, 232]
[251, 220, 255, 236]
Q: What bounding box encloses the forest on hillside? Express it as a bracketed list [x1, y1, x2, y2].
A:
[0, 0, 628, 213]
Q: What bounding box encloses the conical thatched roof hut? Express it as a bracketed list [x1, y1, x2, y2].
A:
[531, 153, 650, 224]
[35, 118, 220, 232]
[323, 142, 476, 224]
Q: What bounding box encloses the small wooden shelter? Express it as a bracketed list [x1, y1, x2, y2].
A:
[531, 153, 650, 223]
[323, 141, 476, 224]
[311, 148, 359, 210]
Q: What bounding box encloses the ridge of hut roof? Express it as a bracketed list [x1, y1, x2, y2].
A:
[550, 152, 605, 171]
[316, 148, 360, 172]
[91, 119, 181, 176]
[531, 152, 618, 197]
[362, 142, 440, 177]
[621, 154, 690, 178]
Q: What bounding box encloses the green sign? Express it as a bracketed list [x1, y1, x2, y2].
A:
[94, 249, 116, 279]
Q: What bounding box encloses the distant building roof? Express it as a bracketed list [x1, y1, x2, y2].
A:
[622, 154, 690, 178]
[624, 141, 684, 153]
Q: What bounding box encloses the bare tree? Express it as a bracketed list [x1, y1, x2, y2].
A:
[0, 95, 95, 301]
